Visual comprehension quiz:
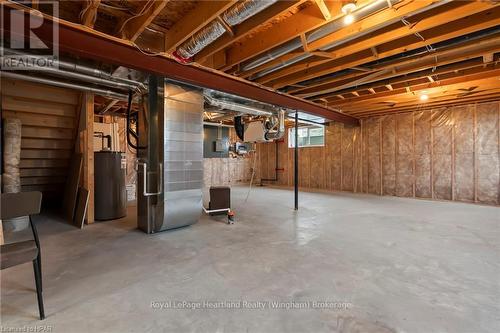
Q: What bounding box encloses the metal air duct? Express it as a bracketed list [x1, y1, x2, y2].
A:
[4, 49, 146, 92]
[205, 94, 273, 117]
[175, 0, 278, 61]
[1, 72, 128, 100]
[264, 109, 285, 140]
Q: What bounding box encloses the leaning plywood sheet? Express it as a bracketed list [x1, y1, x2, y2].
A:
[414, 111, 432, 198]
[476, 102, 499, 204]
[73, 187, 89, 229]
[453, 105, 475, 202]
[62, 153, 83, 223]
[382, 115, 396, 196]
[432, 109, 453, 200]
[396, 113, 414, 197]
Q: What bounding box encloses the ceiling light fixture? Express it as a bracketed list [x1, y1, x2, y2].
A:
[342, 2, 356, 25]
[420, 94, 429, 101]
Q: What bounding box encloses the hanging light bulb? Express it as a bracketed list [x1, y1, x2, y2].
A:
[342, 2, 356, 25]
[344, 14, 355, 25]
[420, 94, 429, 101]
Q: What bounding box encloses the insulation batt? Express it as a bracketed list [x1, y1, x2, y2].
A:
[255, 101, 500, 205]
[2, 118, 22, 193]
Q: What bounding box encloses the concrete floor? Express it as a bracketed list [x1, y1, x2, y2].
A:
[1, 186, 499, 332]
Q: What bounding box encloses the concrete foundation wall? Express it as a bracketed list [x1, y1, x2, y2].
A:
[257, 100, 500, 205]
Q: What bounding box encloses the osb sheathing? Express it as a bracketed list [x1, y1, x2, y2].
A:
[257, 100, 500, 205]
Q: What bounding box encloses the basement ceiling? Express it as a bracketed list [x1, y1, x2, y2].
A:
[21, 0, 500, 117]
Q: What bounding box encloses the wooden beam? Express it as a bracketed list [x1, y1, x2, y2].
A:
[223, 0, 343, 70]
[315, 0, 331, 20]
[310, 51, 337, 59]
[300, 34, 309, 52]
[81, 0, 101, 28]
[216, 16, 234, 37]
[483, 53, 494, 63]
[385, 84, 393, 91]
[121, 0, 168, 42]
[165, 1, 236, 52]
[195, 0, 304, 62]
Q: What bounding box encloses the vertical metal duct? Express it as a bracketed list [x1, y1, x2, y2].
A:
[175, 0, 278, 61]
[264, 109, 286, 140]
[137, 78, 204, 233]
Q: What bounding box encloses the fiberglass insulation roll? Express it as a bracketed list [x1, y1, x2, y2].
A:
[3, 118, 22, 193]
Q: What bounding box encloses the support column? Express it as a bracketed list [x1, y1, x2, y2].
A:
[294, 112, 299, 210]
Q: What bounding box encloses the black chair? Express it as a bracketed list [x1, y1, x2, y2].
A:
[1, 191, 45, 320]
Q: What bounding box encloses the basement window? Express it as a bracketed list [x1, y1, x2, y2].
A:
[288, 126, 325, 148]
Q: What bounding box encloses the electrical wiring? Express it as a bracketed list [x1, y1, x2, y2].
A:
[244, 149, 258, 203]
[116, 0, 154, 36]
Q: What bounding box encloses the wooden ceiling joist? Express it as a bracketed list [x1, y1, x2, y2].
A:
[80, 0, 101, 28]
[349, 90, 500, 117]
[314, 0, 332, 20]
[314, 59, 493, 101]
[329, 66, 500, 106]
[330, 72, 500, 115]
[264, 9, 500, 88]
[291, 37, 500, 98]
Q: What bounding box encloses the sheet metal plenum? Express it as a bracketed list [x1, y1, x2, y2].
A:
[138, 78, 203, 233]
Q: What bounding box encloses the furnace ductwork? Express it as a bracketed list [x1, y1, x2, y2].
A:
[204, 90, 286, 142]
[222, 0, 277, 26]
[264, 109, 285, 141]
[175, 0, 278, 61]
[175, 21, 226, 60]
